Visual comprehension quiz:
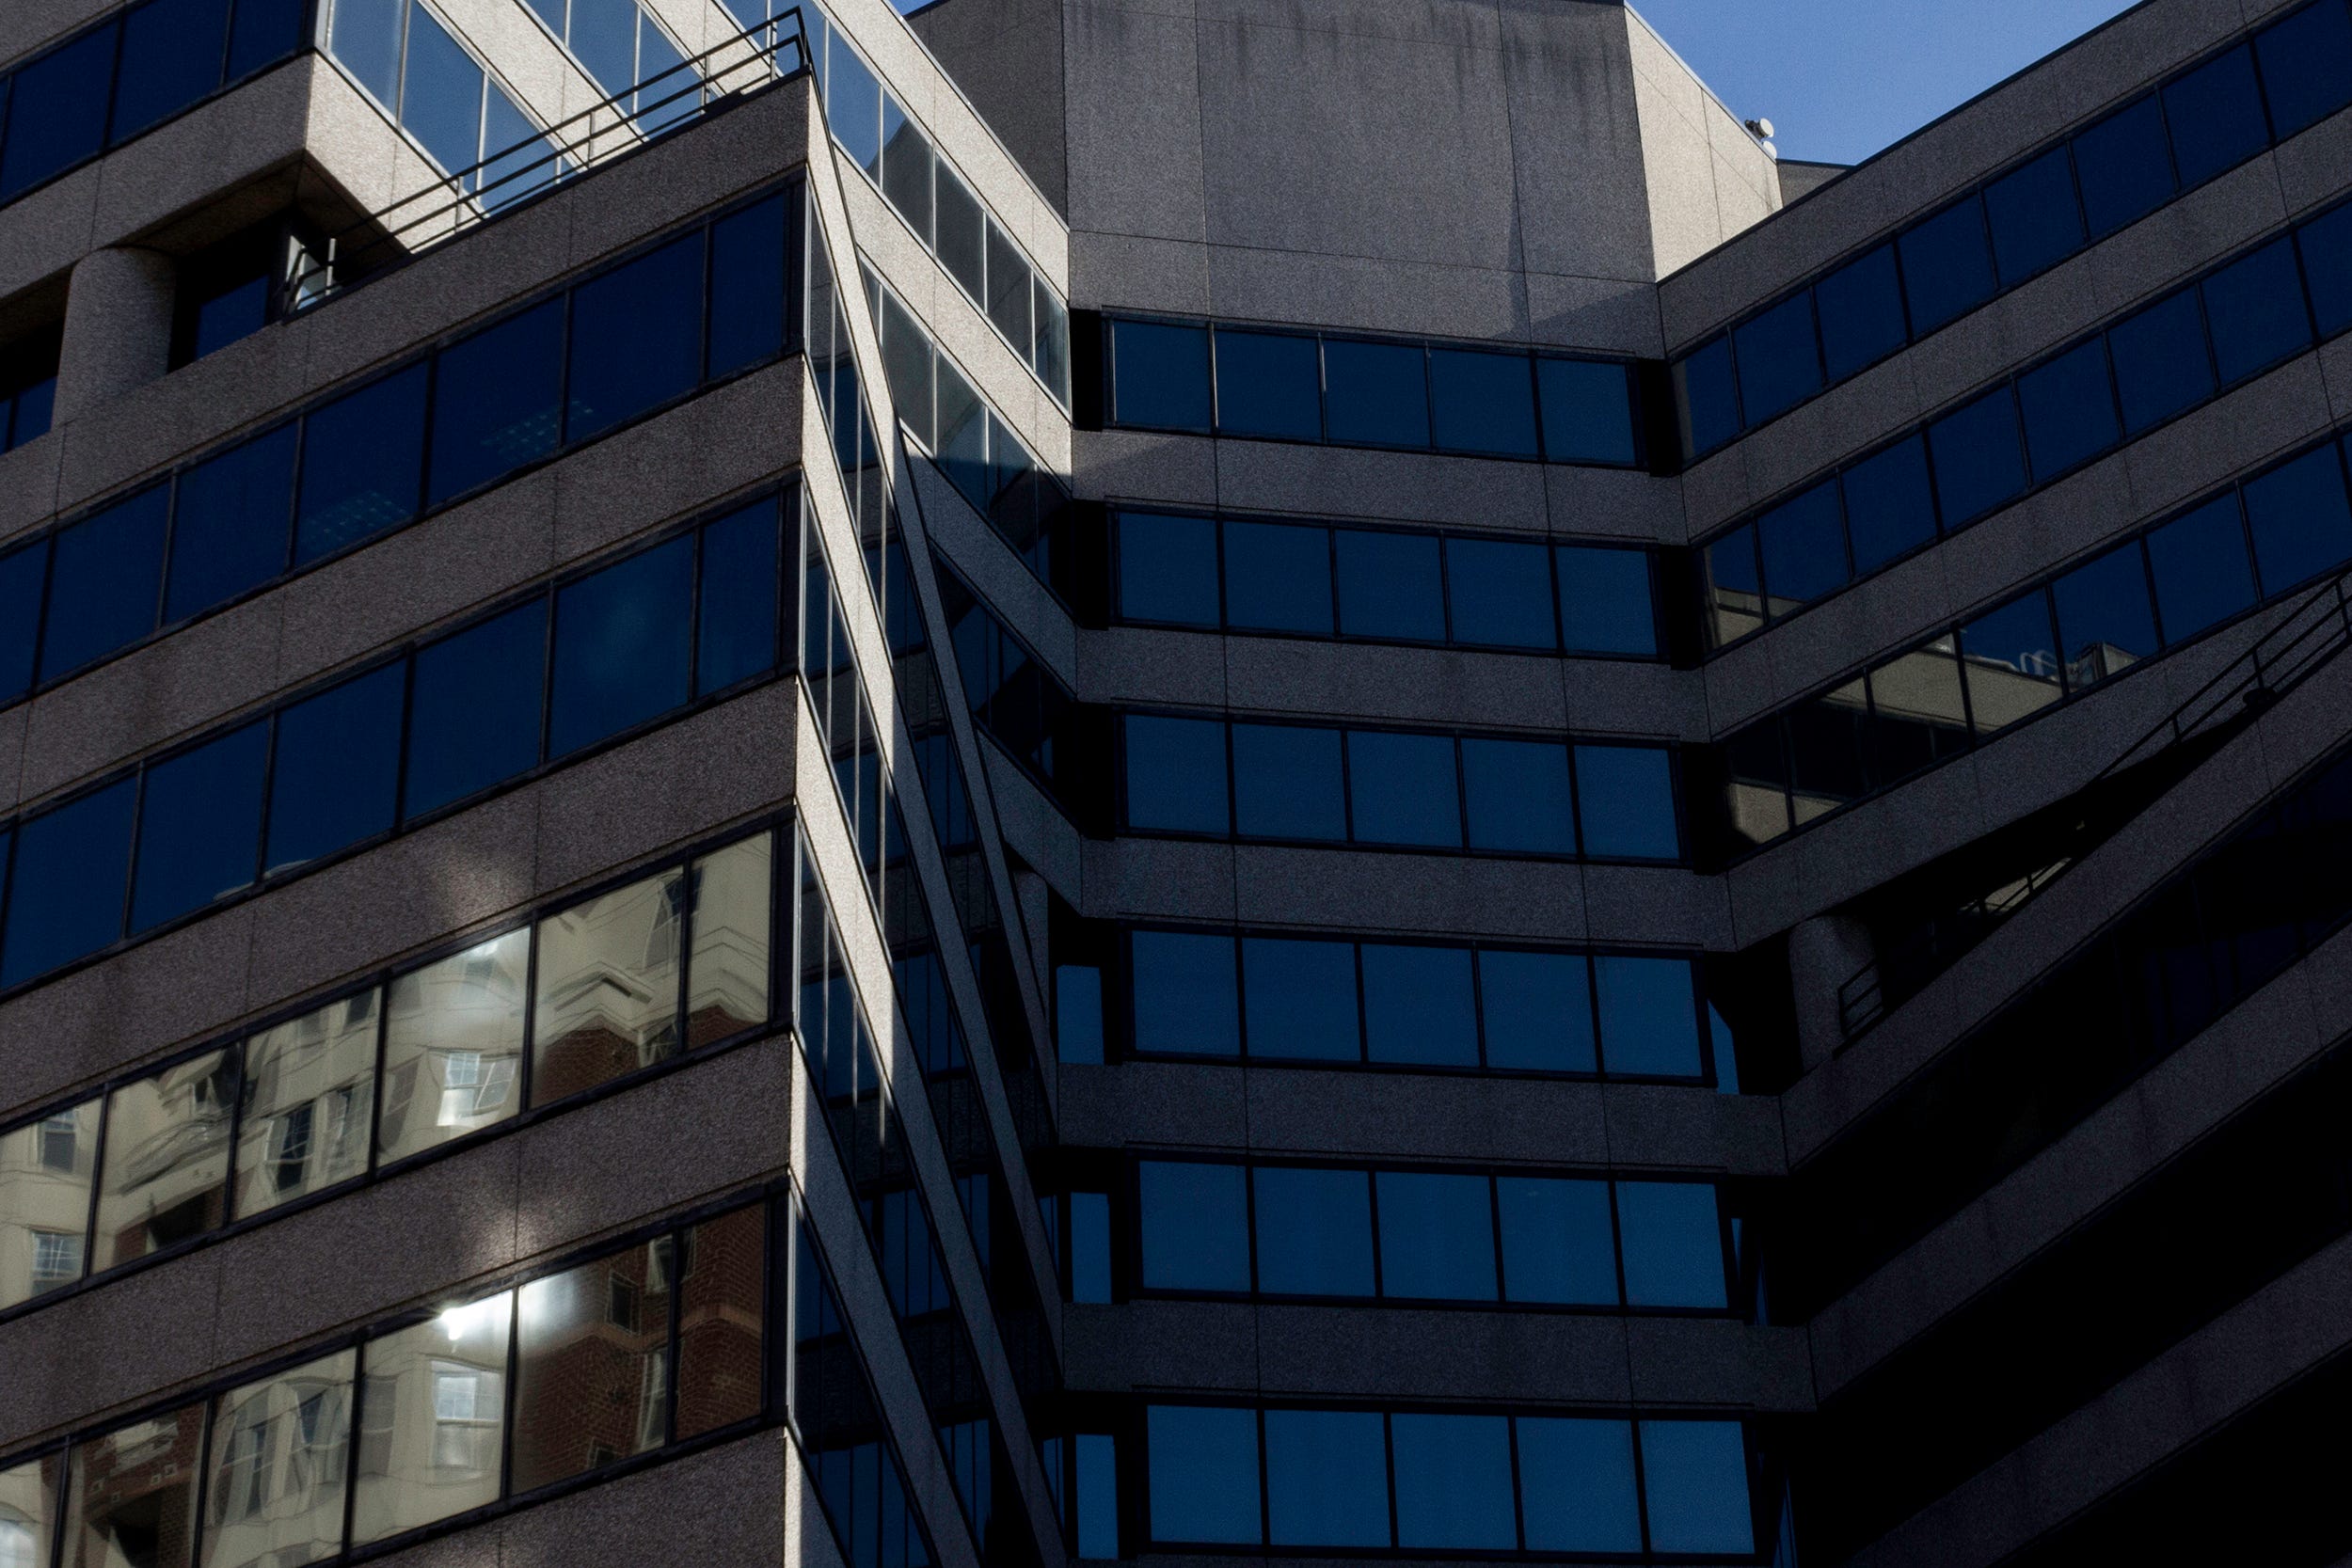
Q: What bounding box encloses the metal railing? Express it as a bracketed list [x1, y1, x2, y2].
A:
[1836, 558, 2352, 1045]
[287, 11, 810, 312]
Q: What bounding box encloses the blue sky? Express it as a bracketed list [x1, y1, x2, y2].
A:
[1630, 0, 2143, 166]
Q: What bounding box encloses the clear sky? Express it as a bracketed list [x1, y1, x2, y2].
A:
[1629, 0, 2144, 166]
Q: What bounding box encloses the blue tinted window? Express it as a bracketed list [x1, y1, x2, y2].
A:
[1814, 245, 1908, 381]
[1265, 1409, 1388, 1548]
[1147, 1407, 1260, 1544]
[130, 721, 266, 932]
[1323, 339, 1429, 448]
[1446, 537, 1555, 648]
[265, 663, 404, 874]
[1705, 524, 1764, 644]
[404, 600, 548, 817]
[0, 542, 44, 701]
[9, 377, 54, 449]
[2147, 495, 2258, 642]
[1536, 357, 1637, 466]
[1731, 292, 1821, 426]
[1926, 388, 2026, 526]
[2163, 44, 2269, 188]
[696, 501, 781, 693]
[296, 365, 427, 563]
[1346, 730, 1460, 847]
[2256, 1, 2352, 138]
[1960, 593, 2063, 733]
[112, 0, 229, 141]
[1137, 1162, 1250, 1291]
[707, 196, 787, 378]
[3, 778, 135, 987]
[1615, 1181, 1725, 1308]
[42, 487, 167, 682]
[1223, 520, 1332, 634]
[1335, 530, 1443, 641]
[1555, 546, 1654, 656]
[1214, 329, 1320, 439]
[228, 0, 306, 79]
[1112, 321, 1211, 432]
[2051, 541, 2158, 691]
[1640, 1422, 1753, 1555]
[2246, 444, 2352, 592]
[1392, 1414, 1514, 1550]
[2106, 289, 2215, 434]
[1242, 937, 1359, 1062]
[1460, 738, 1574, 855]
[1232, 724, 1344, 840]
[1594, 956, 1699, 1076]
[568, 235, 704, 441]
[1984, 146, 2086, 286]
[400, 2, 485, 173]
[1497, 1177, 1615, 1303]
[166, 425, 294, 623]
[820, 25, 882, 167]
[1574, 746, 1678, 861]
[429, 300, 564, 504]
[1376, 1172, 1495, 1299]
[2297, 201, 2352, 338]
[1430, 348, 1537, 457]
[0, 29, 116, 199]
[1898, 198, 1996, 334]
[1840, 436, 1938, 572]
[1478, 950, 1596, 1072]
[1118, 513, 1221, 627]
[2202, 238, 2312, 385]
[329, 0, 401, 108]
[549, 535, 692, 756]
[1517, 1418, 1640, 1554]
[1756, 482, 1848, 609]
[2072, 95, 2175, 238]
[1360, 942, 1476, 1067]
[1672, 338, 1740, 456]
[1130, 930, 1239, 1055]
[1253, 1168, 1374, 1294]
[2016, 339, 2119, 481]
[1122, 715, 1228, 834]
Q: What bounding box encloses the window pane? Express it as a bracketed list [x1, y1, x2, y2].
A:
[1335, 529, 1443, 641]
[296, 365, 428, 564]
[1264, 1409, 1388, 1546]
[1147, 1406, 1259, 1544]
[880, 97, 934, 244]
[1138, 1161, 1250, 1291]
[1516, 1418, 1640, 1553]
[113, 0, 229, 143]
[1757, 481, 1849, 610]
[2163, 43, 2269, 188]
[686, 834, 771, 1047]
[2073, 95, 2175, 239]
[1927, 388, 2026, 526]
[0, 1098, 97, 1308]
[1723, 721, 1793, 847]
[1899, 198, 1996, 334]
[0, 1459, 54, 1568]
[163, 427, 294, 622]
[1132, 930, 1240, 1056]
[1430, 348, 1536, 456]
[428, 300, 564, 504]
[93, 1048, 234, 1271]
[1497, 1176, 1615, 1305]
[204, 1349, 354, 1568]
[1117, 513, 1220, 626]
[1985, 146, 2086, 286]
[1639, 1421, 1753, 1555]
[1241, 937, 1359, 1062]
[233, 991, 376, 1220]
[568, 235, 704, 440]
[406, 601, 550, 818]
[1224, 520, 1333, 634]
[1391, 1414, 1514, 1549]
[1594, 956, 1700, 1077]
[1731, 293, 1821, 426]
[2107, 288, 2215, 435]
[1573, 745, 1679, 861]
[1788, 679, 1869, 823]
[1616, 1181, 1725, 1308]
[478, 86, 557, 213]
[2017, 339, 2119, 481]
[1536, 357, 1636, 466]
[2202, 238, 2312, 385]
[3, 780, 135, 987]
[1555, 546, 1655, 656]
[935, 165, 985, 303]
[1111, 320, 1210, 431]
[513, 1247, 670, 1491]
[548, 535, 693, 757]
[400, 2, 485, 174]
[1672, 338, 1740, 457]
[1122, 715, 1228, 834]
[1375, 1171, 1494, 1299]
[2051, 542, 2158, 691]
[377, 930, 528, 1163]
[2148, 494, 2258, 642]
[1704, 524, 1765, 644]
[1232, 724, 1344, 840]
[2255, 1, 2352, 138]
[1346, 730, 1460, 847]
[1323, 339, 1429, 448]
[1461, 737, 1574, 855]
[0, 541, 42, 702]
[1867, 646, 1967, 786]
[131, 721, 265, 933]
[1253, 1166, 1373, 1295]
[265, 663, 403, 874]
[1214, 330, 1320, 439]
[0, 30, 115, 198]
[986, 220, 1030, 349]
[2304, 201, 2352, 339]
[532, 866, 684, 1104]
[1035, 281, 1072, 402]
[1478, 950, 1595, 1072]
[1840, 436, 1938, 572]
[821, 25, 882, 168]
[65, 1406, 205, 1568]
[352, 1294, 513, 1543]
[1361, 943, 1476, 1067]
[41, 486, 167, 682]
[1814, 245, 1908, 381]
[708, 196, 787, 378]
[1446, 536, 1555, 648]
[2247, 444, 2352, 593]
[696, 500, 781, 694]
[1962, 592, 2064, 734]
[675, 1206, 765, 1439]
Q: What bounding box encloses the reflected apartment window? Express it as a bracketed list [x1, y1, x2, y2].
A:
[431, 1367, 499, 1471]
[436, 1050, 515, 1126]
[0, 1521, 33, 1568]
[30, 1228, 81, 1287]
[38, 1113, 76, 1169]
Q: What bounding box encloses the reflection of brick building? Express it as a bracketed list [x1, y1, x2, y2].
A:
[675, 1207, 768, 1439]
[66, 1408, 203, 1566]
[510, 1246, 670, 1494]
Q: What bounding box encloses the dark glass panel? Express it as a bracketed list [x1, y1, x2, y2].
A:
[1112, 320, 1211, 431]
[1555, 546, 1655, 656]
[2246, 443, 2352, 592]
[1391, 1413, 1514, 1549]
[2201, 237, 2312, 385]
[2015, 338, 2120, 481]
[1756, 481, 1848, 611]
[987, 218, 1030, 349]
[1516, 1418, 1640, 1553]
[1253, 1167, 1374, 1293]
[1786, 679, 1868, 823]
[2072, 94, 2175, 238]
[2147, 494, 2258, 642]
[2049, 541, 2158, 693]
[2106, 288, 2215, 435]
[2, 778, 136, 987]
[266, 662, 404, 873]
[2299, 200, 2352, 338]
[1264, 1408, 1388, 1547]
[1864, 641, 1970, 784]
[166, 424, 295, 623]
[1573, 745, 1678, 861]
[1322, 338, 1429, 448]
[2255, 0, 2352, 138]
[1241, 937, 1359, 1062]
[1730, 291, 1822, 425]
[227, 0, 308, 77]
[1137, 1161, 1250, 1291]
[1429, 347, 1537, 456]
[130, 721, 266, 932]
[1615, 1181, 1725, 1308]
[1460, 737, 1574, 855]
[2163, 43, 2270, 187]
[1120, 715, 1228, 834]
[1594, 955, 1700, 1077]
[1335, 529, 1444, 641]
[1117, 512, 1220, 627]
[1897, 197, 1997, 334]
[40, 486, 167, 681]
[295, 363, 428, 564]
[111, 0, 229, 141]
[707, 195, 787, 378]
[1985, 145, 2086, 286]
[1722, 720, 1792, 847]
[1926, 388, 2026, 526]
[0, 540, 46, 702]
[934, 165, 985, 303]
[568, 234, 704, 440]
[428, 299, 564, 504]
[403, 600, 549, 817]
[1446, 536, 1555, 648]
[1959, 592, 2063, 733]
[1130, 930, 1240, 1056]
[1345, 730, 1460, 847]
[1375, 1172, 1496, 1299]
[0, 29, 117, 199]
[1146, 1406, 1259, 1544]
[1232, 724, 1344, 840]
[1223, 519, 1332, 634]
[548, 534, 693, 757]
[1704, 524, 1765, 644]
[1535, 357, 1637, 466]
[697, 500, 781, 693]
[1478, 949, 1596, 1072]
[879, 97, 934, 244]
[1359, 942, 1477, 1066]
[1496, 1176, 1614, 1303]
[1672, 337, 1740, 456]
[1213, 329, 1321, 439]
[1840, 436, 1938, 572]
[1814, 245, 1908, 381]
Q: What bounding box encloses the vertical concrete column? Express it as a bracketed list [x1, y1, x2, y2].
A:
[55, 245, 177, 423]
[1789, 913, 1875, 1073]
